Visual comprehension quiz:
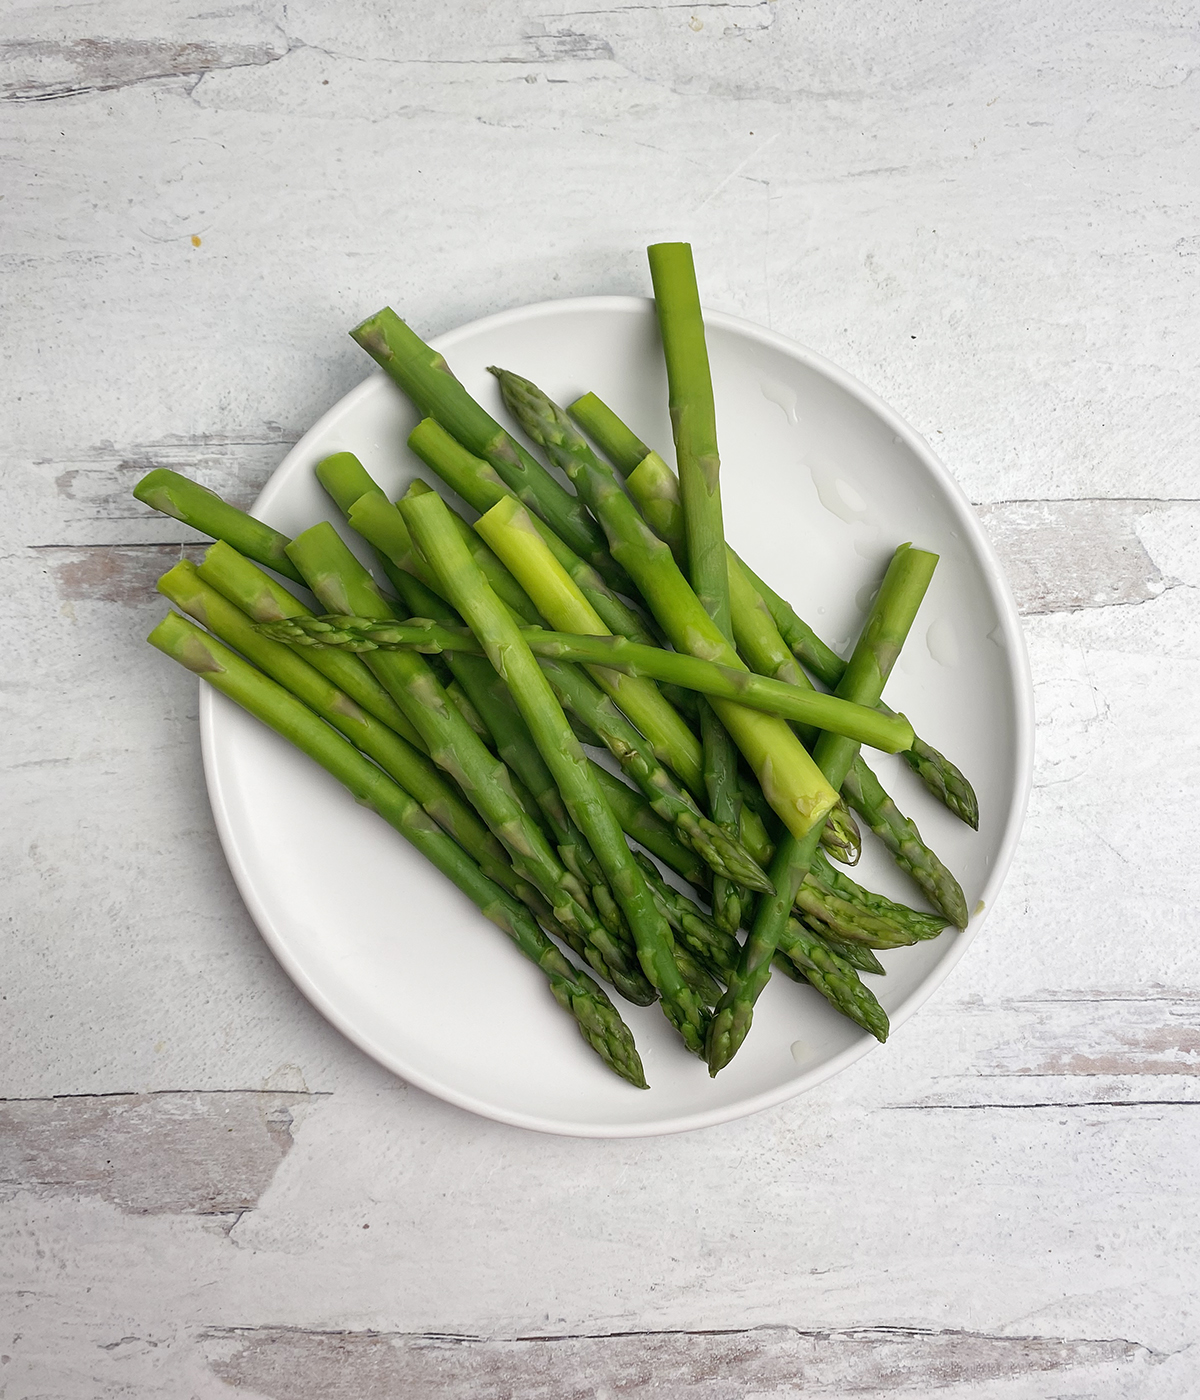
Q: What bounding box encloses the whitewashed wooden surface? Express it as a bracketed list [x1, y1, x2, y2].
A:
[4, 1, 1199, 1395]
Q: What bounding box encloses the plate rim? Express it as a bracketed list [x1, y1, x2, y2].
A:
[198, 294, 1035, 1138]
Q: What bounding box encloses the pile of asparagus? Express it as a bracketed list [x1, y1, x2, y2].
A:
[138, 242, 976, 1088]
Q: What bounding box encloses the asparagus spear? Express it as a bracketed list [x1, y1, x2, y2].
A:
[285, 522, 655, 1007]
[133, 468, 305, 584]
[313, 456, 624, 926]
[147, 611, 646, 1088]
[587, 766, 710, 886]
[350, 307, 634, 596]
[482, 367, 839, 843]
[477, 486, 708, 808]
[382, 552, 630, 943]
[194, 541, 422, 748]
[739, 562, 979, 829]
[407, 417, 659, 646]
[840, 762, 970, 929]
[774, 920, 889, 1042]
[346, 482, 766, 903]
[792, 881, 933, 949]
[570, 394, 978, 829]
[804, 932, 887, 977]
[632, 854, 742, 978]
[707, 544, 938, 1073]
[160, 559, 515, 877]
[400, 487, 710, 1056]
[807, 850, 947, 940]
[262, 615, 917, 755]
[647, 242, 747, 936]
[568, 393, 655, 480]
[510, 650, 772, 893]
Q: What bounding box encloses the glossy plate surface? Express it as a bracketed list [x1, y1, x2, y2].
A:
[200, 297, 1033, 1137]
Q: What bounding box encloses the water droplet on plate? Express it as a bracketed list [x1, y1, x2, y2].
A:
[987, 624, 1006, 649]
[761, 378, 800, 426]
[852, 523, 882, 558]
[809, 460, 870, 524]
[856, 583, 878, 614]
[790, 1040, 807, 1064]
[926, 617, 959, 667]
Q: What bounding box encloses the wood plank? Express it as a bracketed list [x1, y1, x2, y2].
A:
[201, 1322, 1152, 1398]
[29, 498, 1198, 615]
[975, 499, 1173, 616]
[19, 432, 299, 548]
[0, 1091, 318, 1216]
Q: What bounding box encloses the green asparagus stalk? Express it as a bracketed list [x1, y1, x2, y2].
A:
[314, 451, 379, 514]
[571, 395, 978, 829]
[133, 468, 306, 584]
[632, 854, 742, 979]
[588, 766, 710, 886]
[647, 242, 747, 936]
[346, 490, 442, 592]
[740, 562, 979, 828]
[147, 610, 646, 1088]
[774, 920, 889, 1042]
[807, 850, 948, 940]
[840, 762, 970, 928]
[285, 522, 655, 1007]
[407, 417, 659, 646]
[804, 932, 887, 977]
[320, 462, 618, 913]
[481, 368, 840, 843]
[160, 559, 514, 879]
[350, 308, 633, 595]
[260, 615, 915, 755]
[706, 544, 938, 1073]
[334, 483, 769, 893]
[647, 243, 726, 630]
[592, 759, 926, 955]
[792, 881, 933, 949]
[400, 487, 710, 1056]
[381, 555, 629, 943]
[194, 541, 422, 748]
[568, 392, 654, 480]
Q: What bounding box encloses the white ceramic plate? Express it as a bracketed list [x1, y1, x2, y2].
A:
[200, 297, 1033, 1137]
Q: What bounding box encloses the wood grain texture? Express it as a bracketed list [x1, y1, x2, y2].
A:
[4, 0, 1199, 1394]
[203, 1323, 1154, 1398]
[0, 1091, 317, 1216]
